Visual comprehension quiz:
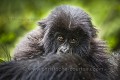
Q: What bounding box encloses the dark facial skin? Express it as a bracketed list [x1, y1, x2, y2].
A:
[43, 26, 91, 56]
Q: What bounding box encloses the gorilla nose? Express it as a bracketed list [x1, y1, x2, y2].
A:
[60, 46, 69, 53]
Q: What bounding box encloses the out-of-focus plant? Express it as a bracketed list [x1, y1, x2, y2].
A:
[0, 44, 11, 63]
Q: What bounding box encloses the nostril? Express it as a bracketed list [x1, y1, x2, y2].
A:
[59, 49, 64, 53]
[64, 48, 67, 52]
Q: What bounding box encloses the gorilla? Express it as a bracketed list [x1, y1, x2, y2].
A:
[1, 5, 115, 80]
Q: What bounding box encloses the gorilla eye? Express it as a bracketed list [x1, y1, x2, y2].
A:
[57, 35, 64, 42]
[70, 38, 77, 44]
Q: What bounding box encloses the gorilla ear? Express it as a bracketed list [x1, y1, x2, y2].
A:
[38, 19, 47, 29]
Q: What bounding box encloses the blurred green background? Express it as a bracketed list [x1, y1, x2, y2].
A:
[0, 0, 120, 61]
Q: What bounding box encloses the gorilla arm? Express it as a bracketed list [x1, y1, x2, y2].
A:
[0, 54, 95, 80]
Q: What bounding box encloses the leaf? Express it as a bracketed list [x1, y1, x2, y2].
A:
[0, 59, 5, 63]
[0, 44, 11, 61]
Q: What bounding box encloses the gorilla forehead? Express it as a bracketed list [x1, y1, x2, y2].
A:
[50, 26, 84, 37]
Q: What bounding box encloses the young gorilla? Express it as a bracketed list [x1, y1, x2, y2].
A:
[13, 5, 112, 79]
[0, 54, 96, 80]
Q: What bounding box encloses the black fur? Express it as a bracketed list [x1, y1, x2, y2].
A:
[0, 54, 97, 80]
[12, 5, 113, 79]
[14, 5, 97, 60]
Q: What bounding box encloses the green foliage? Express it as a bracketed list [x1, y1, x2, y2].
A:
[0, 0, 120, 59]
[0, 59, 5, 63]
[0, 44, 11, 62]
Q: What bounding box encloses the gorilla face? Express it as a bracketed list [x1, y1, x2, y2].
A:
[43, 25, 91, 56]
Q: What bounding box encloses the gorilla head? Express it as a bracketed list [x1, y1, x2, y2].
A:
[40, 5, 96, 56]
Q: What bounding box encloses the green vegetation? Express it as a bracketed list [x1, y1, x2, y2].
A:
[0, 0, 120, 61]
